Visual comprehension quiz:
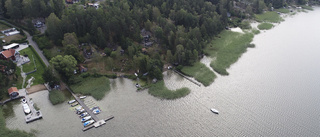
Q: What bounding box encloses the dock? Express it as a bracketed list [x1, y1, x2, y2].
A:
[19, 89, 43, 123]
[82, 115, 114, 131]
[63, 83, 114, 131]
[173, 70, 201, 87]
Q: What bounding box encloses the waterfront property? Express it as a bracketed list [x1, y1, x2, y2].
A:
[8, 87, 19, 99]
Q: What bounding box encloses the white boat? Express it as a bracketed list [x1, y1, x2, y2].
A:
[79, 112, 88, 118]
[21, 98, 27, 104]
[92, 108, 101, 114]
[75, 106, 82, 111]
[81, 116, 92, 122]
[22, 103, 31, 114]
[77, 108, 85, 114]
[210, 108, 219, 114]
[68, 100, 76, 104]
[79, 96, 87, 99]
[83, 120, 95, 127]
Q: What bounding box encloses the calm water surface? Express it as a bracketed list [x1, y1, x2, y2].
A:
[5, 8, 320, 136]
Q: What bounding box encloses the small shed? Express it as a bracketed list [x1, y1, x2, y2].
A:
[8, 87, 19, 98]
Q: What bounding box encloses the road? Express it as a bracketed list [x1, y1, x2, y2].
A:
[24, 31, 50, 66]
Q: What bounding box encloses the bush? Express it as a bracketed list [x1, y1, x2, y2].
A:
[239, 21, 252, 30]
[49, 90, 66, 105]
[258, 23, 274, 30]
[148, 81, 190, 100]
[80, 72, 90, 78]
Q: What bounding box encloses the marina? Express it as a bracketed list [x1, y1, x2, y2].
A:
[64, 83, 114, 131]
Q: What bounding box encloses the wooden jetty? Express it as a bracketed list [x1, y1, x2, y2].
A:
[173, 70, 201, 87]
[63, 83, 114, 131]
[22, 89, 43, 123]
[82, 115, 114, 131]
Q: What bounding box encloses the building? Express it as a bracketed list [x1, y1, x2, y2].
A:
[3, 43, 19, 50]
[8, 87, 19, 98]
[0, 49, 20, 61]
[79, 65, 88, 73]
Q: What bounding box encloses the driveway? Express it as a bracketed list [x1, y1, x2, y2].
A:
[24, 31, 50, 67]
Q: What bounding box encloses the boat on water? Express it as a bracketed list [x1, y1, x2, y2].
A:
[210, 108, 219, 114]
[22, 103, 31, 114]
[92, 108, 101, 114]
[75, 106, 82, 111]
[21, 98, 27, 104]
[79, 96, 87, 99]
[68, 100, 76, 104]
[90, 106, 99, 111]
[77, 109, 85, 114]
[71, 102, 79, 107]
[83, 120, 95, 127]
[79, 112, 88, 118]
[81, 116, 92, 122]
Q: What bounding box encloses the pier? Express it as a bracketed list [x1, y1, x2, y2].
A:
[173, 70, 201, 87]
[63, 83, 114, 131]
[19, 89, 43, 123]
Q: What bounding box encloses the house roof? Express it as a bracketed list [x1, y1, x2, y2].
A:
[8, 87, 18, 94]
[1, 49, 16, 58]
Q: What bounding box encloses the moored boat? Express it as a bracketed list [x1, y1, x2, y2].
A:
[81, 116, 92, 123]
[92, 108, 101, 114]
[77, 108, 85, 114]
[75, 106, 82, 111]
[83, 120, 95, 127]
[22, 103, 31, 114]
[68, 100, 76, 104]
[79, 112, 88, 118]
[71, 102, 79, 107]
[210, 108, 219, 114]
[21, 98, 27, 104]
[79, 96, 87, 99]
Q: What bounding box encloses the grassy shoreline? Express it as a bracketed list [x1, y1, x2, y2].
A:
[148, 81, 190, 100]
[205, 31, 254, 75]
[70, 76, 111, 100]
[181, 62, 216, 86]
[258, 23, 274, 30]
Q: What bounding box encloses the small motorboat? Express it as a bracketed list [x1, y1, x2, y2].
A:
[68, 100, 76, 104]
[71, 102, 79, 107]
[81, 116, 92, 122]
[22, 103, 31, 114]
[92, 108, 101, 114]
[21, 98, 27, 104]
[83, 120, 95, 127]
[210, 108, 219, 114]
[90, 106, 99, 111]
[77, 109, 85, 114]
[79, 112, 88, 118]
[79, 96, 87, 99]
[75, 106, 82, 111]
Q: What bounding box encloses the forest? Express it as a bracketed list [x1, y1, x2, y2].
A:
[0, 0, 316, 83]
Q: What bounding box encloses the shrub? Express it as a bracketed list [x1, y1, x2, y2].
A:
[49, 90, 66, 105]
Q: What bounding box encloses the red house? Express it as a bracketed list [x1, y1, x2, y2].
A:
[8, 87, 19, 98]
[0, 49, 20, 61]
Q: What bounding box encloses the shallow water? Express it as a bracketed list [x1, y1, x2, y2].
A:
[5, 7, 320, 137]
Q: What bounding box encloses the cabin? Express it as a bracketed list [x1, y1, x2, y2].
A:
[79, 65, 88, 73]
[8, 87, 19, 98]
[0, 49, 20, 61]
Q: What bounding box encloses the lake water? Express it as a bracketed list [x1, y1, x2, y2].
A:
[5, 8, 320, 136]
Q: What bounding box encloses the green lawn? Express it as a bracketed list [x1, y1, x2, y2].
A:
[255, 11, 283, 23]
[20, 47, 45, 87]
[70, 76, 111, 100]
[148, 81, 190, 100]
[258, 23, 274, 30]
[0, 22, 11, 30]
[204, 31, 254, 75]
[181, 62, 216, 86]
